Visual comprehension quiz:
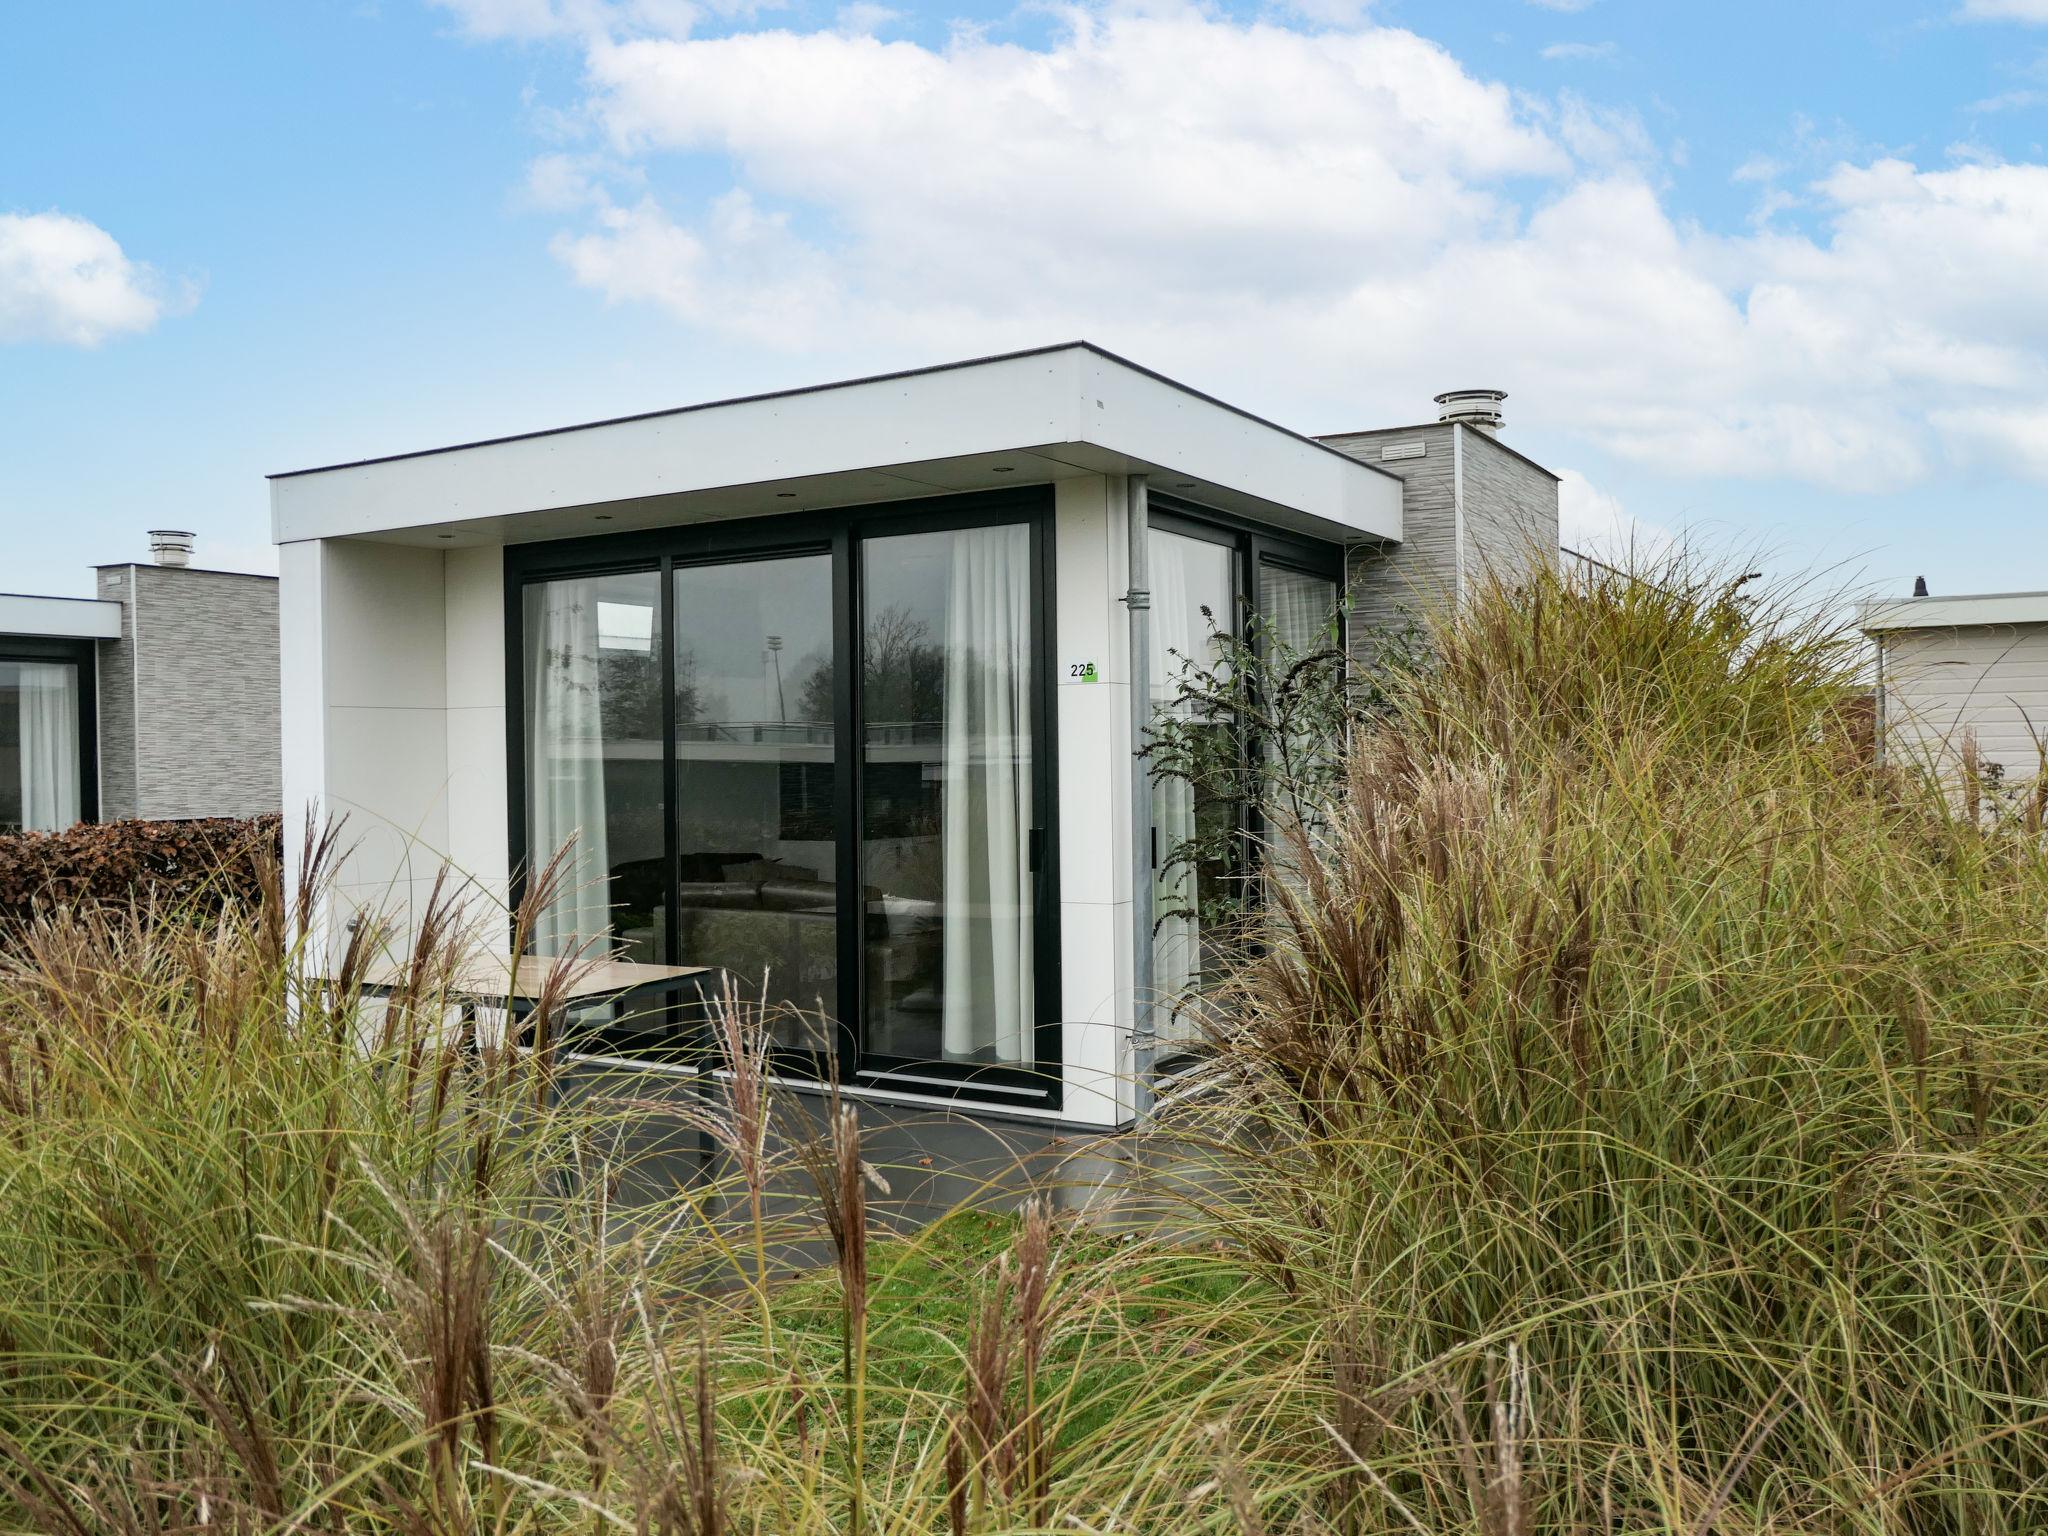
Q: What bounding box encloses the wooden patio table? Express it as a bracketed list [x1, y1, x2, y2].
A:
[328, 955, 714, 1056]
[350, 955, 710, 1007]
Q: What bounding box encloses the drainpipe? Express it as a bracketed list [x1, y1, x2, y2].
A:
[1125, 474, 1156, 1123]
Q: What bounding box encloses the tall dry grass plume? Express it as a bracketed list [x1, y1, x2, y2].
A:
[1172, 548, 2048, 1532]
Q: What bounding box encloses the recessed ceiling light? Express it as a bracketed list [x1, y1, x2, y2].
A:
[1175, 481, 1195, 489]
[436, 533, 454, 541]
[992, 466, 1015, 473]
[777, 492, 797, 498]
[595, 513, 613, 521]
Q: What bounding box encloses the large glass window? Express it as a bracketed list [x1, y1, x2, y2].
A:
[514, 500, 1051, 1094]
[1145, 523, 1345, 1051]
[672, 553, 838, 1046]
[1148, 529, 1239, 1048]
[523, 571, 665, 958]
[860, 524, 1037, 1067]
[0, 660, 82, 834]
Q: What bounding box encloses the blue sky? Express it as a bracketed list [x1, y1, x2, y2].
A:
[5, 0, 2047, 600]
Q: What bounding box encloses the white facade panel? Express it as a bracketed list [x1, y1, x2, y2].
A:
[1881, 621, 2048, 783]
[0, 593, 123, 640]
[444, 546, 506, 709]
[278, 539, 329, 934]
[443, 546, 510, 907]
[1051, 475, 1137, 1124]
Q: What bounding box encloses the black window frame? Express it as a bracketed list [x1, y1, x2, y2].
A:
[0, 635, 98, 831]
[503, 486, 1063, 1110]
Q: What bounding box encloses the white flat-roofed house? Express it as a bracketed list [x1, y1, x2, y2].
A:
[1863, 589, 2048, 799]
[271, 343, 1558, 1127]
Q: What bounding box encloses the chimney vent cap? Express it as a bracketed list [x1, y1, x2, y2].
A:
[147, 529, 196, 568]
[1434, 388, 1508, 434]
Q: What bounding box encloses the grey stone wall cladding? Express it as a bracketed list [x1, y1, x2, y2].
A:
[97, 566, 282, 820]
[1326, 424, 1461, 641]
[1321, 424, 1561, 664]
[1461, 432, 1561, 590]
[94, 566, 141, 819]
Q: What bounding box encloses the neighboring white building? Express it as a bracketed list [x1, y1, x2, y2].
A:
[1863, 590, 2048, 789]
[271, 343, 1558, 1128]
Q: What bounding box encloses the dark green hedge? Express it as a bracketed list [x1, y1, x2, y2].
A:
[0, 816, 281, 926]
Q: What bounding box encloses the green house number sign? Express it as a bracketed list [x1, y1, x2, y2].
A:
[1067, 660, 1099, 682]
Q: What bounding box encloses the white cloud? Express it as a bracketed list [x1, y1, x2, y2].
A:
[1966, 87, 2048, 111]
[833, 2, 898, 36]
[574, 12, 1564, 325]
[1527, 0, 1597, 11]
[471, 3, 2048, 494]
[429, 0, 704, 40]
[1557, 470, 1674, 561]
[521, 151, 623, 210]
[0, 211, 176, 347]
[1958, 0, 2048, 20]
[431, 0, 615, 38]
[1540, 40, 1617, 61]
[1929, 404, 2048, 478]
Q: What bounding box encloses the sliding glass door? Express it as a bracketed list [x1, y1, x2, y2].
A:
[859, 523, 1038, 1072]
[672, 552, 838, 1052]
[0, 657, 85, 834]
[512, 493, 1055, 1100]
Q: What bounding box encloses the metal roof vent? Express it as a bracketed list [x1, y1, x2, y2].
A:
[148, 530, 196, 568]
[1435, 388, 1507, 435]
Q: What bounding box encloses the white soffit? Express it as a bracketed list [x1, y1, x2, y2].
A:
[0, 593, 123, 640]
[268, 344, 1403, 549]
[1861, 592, 2048, 632]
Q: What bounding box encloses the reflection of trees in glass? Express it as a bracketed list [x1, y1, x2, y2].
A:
[784, 649, 835, 726]
[794, 606, 944, 730]
[671, 647, 733, 729]
[599, 649, 663, 736]
[856, 605, 944, 729]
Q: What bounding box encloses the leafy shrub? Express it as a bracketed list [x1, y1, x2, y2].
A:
[1142, 605, 1426, 977]
[0, 814, 279, 926]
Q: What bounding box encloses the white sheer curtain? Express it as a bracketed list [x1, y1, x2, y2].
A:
[940, 523, 1035, 1064]
[1262, 565, 1337, 656]
[1148, 541, 1202, 1036]
[16, 663, 80, 833]
[525, 581, 612, 957]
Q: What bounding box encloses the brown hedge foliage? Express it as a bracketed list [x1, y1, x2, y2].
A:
[0, 815, 281, 926]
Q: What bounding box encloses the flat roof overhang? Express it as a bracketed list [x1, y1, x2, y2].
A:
[1862, 591, 2048, 633]
[269, 343, 1403, 550]
[0, 593, 123, 641]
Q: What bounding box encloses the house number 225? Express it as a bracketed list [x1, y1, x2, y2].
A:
[1067, 661, 1099, 681]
